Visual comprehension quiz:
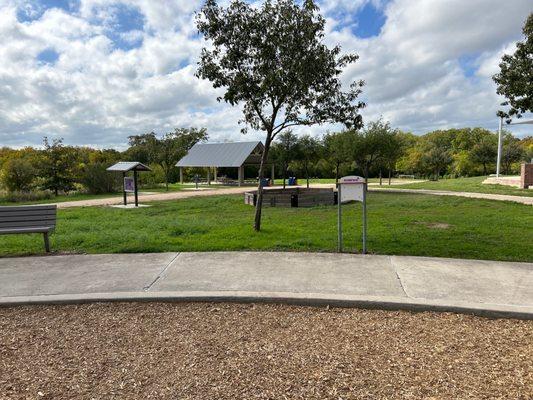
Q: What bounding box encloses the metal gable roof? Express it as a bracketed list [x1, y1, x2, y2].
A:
[106, 161, 152, 172]
[176, 141, 264, 168]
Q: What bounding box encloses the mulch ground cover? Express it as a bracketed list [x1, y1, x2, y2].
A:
[0, 302, 531, 399]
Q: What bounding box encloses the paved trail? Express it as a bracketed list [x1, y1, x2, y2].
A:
[1, 252, 531, 318]
[48, 182, 533, 208]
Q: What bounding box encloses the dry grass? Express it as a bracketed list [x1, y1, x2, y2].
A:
[1, 302, 532, 399]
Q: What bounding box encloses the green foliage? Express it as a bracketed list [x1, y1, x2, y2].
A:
[0, 157, 36, 192]
[469, 135, 497, 175]
[493, 13, 533, 120]
[271, 130, 300, 187]
[80, 162, 120, 194]
[39, 137, 77, 196]
[196, 0, 365, 230]
[128, 128, 208, 190]
[0, 190, 53, 203]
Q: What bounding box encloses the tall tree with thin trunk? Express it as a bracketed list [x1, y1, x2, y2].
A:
[297, 135, 320, 188]
[272, 130, 299, 189]
[196, 0, 364, 231]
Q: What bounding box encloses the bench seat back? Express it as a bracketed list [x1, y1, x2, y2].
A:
[0, 205, 57, 231]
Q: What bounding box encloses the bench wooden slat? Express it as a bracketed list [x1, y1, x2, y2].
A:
[0, 205, 56, 212]
[0, 215, 57, 223]
[0, 221, 56, 228]
[0, 209, 56, 217]
[0, 227, 52, 234]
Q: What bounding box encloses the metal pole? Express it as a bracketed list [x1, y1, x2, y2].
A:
[362, 182, 367, 254]
[134, 170, 138, 207]
[122, 172, 127, 206]
[337, 184, 342, 252]
[496, 116, 503, 177]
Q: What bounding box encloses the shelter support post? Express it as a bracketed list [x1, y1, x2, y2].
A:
[134, 170, 138, 207]
[122, 172, 127, 206]
[179, 167, 184, 184]
[207, 168, 211, 185]
[238, 165, 244, 186]
[214, 167, 218, 183]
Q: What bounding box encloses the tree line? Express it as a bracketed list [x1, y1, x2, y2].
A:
[1, 122, 531, 202]
[271, 122, 532, 186]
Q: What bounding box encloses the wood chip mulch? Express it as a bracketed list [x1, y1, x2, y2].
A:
[0, 302, 532, 399]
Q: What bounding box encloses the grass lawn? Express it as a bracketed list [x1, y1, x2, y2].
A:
[1, 192, 531, 262]
[392, 176, 533, 197]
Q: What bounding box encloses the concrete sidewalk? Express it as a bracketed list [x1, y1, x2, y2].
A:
[369, 187, 533, 205]
[1, 252, 532, 318]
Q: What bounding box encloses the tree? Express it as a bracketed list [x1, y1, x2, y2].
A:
[128, 128, 208, 190]
[422, 143, 452, 180]
[196, 0, 364, 231]
[493, 13, 533, 121]
[271, 130, 300, 188]
[0, 157, 36, 192]
[350, 120, 391, 180]
[40, 137, 76, 196]
[501, 140, 524, 175]
[470, 136, 497, 175]
[323, 131, 351, 184]
[381, 130, 404, 185]
[297, 135, 320, 188]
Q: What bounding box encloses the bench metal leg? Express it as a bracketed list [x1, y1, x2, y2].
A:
[43, 232, 50, 253]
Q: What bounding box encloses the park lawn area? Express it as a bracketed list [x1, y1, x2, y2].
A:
[392, 176, 533, 197]
[0, 192, 531, 262]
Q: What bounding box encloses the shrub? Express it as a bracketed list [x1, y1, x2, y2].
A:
[0, 190, 53, 203]
[0, 157, 36, 192]
[80, 163, 120, 194]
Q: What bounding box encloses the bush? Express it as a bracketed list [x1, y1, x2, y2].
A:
[139, 164, 166, 188]
[80, 163, 120, 194]
[0, 158, 36, 192]
[0, 190, 53, 203]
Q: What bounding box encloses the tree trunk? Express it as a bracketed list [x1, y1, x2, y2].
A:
[254, 133, 272, 231]
[283, 162, 287, 189]
[482, 163, 487, 176]
[388, 167, 392, 185]
[305, 164, 309, 188]
[379, 169, 382, 186]
[364, 164, 369, 181]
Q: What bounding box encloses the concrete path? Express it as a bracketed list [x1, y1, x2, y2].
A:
[1, 252, 531, 319]
[369, 187, 533, 205]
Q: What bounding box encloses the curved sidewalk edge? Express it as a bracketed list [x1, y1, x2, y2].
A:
[1, 290, 532, 320]
[369, 187, 533, 205]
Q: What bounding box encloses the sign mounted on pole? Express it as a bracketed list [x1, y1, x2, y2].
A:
[337, 176, 367, 254]
[124, 176, 135, 193]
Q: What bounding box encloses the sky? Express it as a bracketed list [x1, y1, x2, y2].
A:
[0, 0, 531, 149]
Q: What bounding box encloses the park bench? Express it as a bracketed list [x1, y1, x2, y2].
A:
[0, 205, 57, 252]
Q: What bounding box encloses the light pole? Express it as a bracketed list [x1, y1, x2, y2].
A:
[496, 116, 503, 177]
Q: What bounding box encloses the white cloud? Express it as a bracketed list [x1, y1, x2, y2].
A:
[0, 0, 531, 149]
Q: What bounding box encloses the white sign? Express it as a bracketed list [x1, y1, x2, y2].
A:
[124, 177, 135, 193]
[339, 175, 365, 203]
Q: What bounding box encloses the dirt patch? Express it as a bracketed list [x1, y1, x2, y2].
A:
[415, 221, 452, 229]
[1, 303, 532, 399]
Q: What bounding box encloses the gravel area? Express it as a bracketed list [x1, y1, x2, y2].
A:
[1, 302, 532, 399]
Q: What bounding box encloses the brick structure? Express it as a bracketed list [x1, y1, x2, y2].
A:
[520, 163, 533, 189]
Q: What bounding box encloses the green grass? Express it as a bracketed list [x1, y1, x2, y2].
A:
[1, 193, 531, 262]
[392, 176, 533, 197]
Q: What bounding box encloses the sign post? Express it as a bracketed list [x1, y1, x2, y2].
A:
[337, 176, 367, 254]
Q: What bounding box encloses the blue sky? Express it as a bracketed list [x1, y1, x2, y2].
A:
[0, 0, 531, 148]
